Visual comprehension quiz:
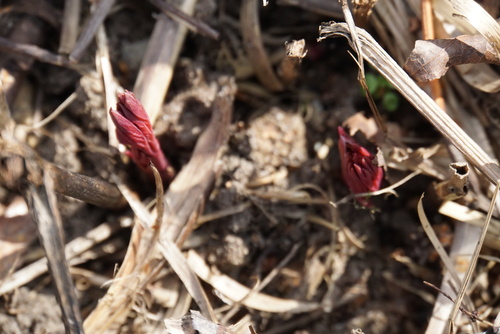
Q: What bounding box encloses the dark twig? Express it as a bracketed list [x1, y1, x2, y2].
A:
[24, 174, 84, 334]
[0, 138, 125, 209]
[0, 36, 72, 68]
[70, 0, 115, 61]
[423, 281, 492, 326]
[45, 163, 125, 209]
[148, 0, 219, 40]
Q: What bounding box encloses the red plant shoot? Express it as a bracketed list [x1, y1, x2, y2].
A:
[110, 90, 175, 181]
[338, 126, 383, 207]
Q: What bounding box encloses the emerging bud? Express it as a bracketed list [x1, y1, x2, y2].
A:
[110, 90, 174, 181]
[338, 126, 383, 207]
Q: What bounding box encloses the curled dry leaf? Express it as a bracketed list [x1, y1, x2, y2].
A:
[404, 34, 500, 82]
[434, 162, 469, 202]
[278, 39, 307, 85]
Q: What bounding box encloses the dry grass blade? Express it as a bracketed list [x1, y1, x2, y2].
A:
[219, 243, 302, 324]
[69, 0, 115, 61]
[448, 184, 500, 332]
[186, 250, 319, 313]
[340, 0, 386, 134]
[0, 36, 72, 68]
[157, 240, 215, 321]
[240, 0, 284, 92]
[148, 0, 219, 39]
[196, 201, 252, 226]
[439, 201, 500, 250]
[24, 172, 84, 333]
[423, 281, 491, 326]
[30, 92, 78, 129]
[155, 79, 235, 318]
[418, 193, 482, 334]
[133, 0, 197, 125]
[96, 24, 119, 148]
[161, 76, 235, 242]
[446, 0, 500, 55]
[0, 220, 120, 295]
[83, 169, 164, 333]
[152, 165, 215, 319]
[318, 22, 500, 185]
[59, 0, 81, 54]
[423, 163, 478, 333]
[417, 195, 463, 290]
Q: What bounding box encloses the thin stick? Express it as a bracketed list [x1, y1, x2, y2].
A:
[24, 175, 84, 334]
[0, 139, 125, 208]
[220, 243, 302, 324]
[417, 194, 462, 288]
[148, 0, 219, 39]
[448, 183, 500, 332]
[133, 0, 197, 124]
[45, 163, 125, 208]
[95, 24, 119, 147]
[0, 36, 71, 67]
[421, 0, 446, 110]
[69, 0, 115, 61]
[59, 0, 81, 54]
[0, 220, 120, 295]
[332, 170, 421, 206]
[423, 281, 491, 325]
[30, 92, 77, 129]
[340, 0, 387, 134]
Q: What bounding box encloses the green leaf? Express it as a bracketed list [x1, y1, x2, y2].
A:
[365, 73, 379, 95]
[382, 91, 399, 112]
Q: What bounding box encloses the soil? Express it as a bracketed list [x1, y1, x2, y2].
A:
[0, 1, 499, 334]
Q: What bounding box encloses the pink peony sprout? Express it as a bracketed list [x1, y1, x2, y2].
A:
[110, 90, 175, 181]
[338, 126, 383, 207]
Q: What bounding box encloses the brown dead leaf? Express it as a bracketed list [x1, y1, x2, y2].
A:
[404, 34, 500, 82]
[342, 112, 379, 140]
